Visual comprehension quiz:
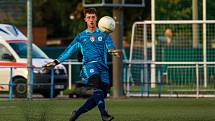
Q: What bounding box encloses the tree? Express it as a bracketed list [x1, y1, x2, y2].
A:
[156, 0, 192, 20]
[32, 0, 81, 38]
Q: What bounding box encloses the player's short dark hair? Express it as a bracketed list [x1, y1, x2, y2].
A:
[84, 8, 97, 16]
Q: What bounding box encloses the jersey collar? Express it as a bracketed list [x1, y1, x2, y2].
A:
[85, 27, 100, 34]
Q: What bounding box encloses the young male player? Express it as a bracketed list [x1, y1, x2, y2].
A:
[43, 8, 119, 121]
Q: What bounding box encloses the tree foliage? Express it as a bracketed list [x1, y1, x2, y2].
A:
[156, 0, 215, 20]
[156, 0, 192, 20]
[32, 0, 149, 42]
[3, 0, 214, 43]
[2, 0, 215, 40]
[32, 0, 82, 38]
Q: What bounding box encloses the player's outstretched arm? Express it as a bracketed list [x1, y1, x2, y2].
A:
[108, 49, 121, 57]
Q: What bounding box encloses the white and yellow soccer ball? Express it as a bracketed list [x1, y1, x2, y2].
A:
[98, 16, 116, 33]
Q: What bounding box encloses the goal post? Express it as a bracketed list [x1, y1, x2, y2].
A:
[127, 20, 215, 97]
[82, 0, 145, 7]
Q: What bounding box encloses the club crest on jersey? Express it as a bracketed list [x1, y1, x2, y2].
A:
[90, 36, 95, 42]
[90, 69, 94, 73]
[98, 36, 102, 41]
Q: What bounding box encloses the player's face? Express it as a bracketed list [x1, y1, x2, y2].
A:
[84, 13, 97, 28]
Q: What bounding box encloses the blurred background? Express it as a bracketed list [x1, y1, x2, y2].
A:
[1, 0, 215, 98]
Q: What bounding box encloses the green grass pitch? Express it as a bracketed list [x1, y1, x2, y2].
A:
[0, 98, 215, 121]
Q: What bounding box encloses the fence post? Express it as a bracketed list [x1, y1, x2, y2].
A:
[123, 63, 127, 95]
[196, 63, 199, 99]
[147, 63, 150, 97]
[50, 67, 54, 98]
[126, 66, 130, 97]
[68, 63, 72, 90]
[140, 68, 144, 96]
[9, 67, 13, 100]
[31, 67, 34, 98]
[158, 65, 161, 98]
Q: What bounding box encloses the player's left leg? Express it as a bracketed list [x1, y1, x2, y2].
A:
[95, 85, 113, 121]
[88, 74, 109, 115]
[94, 88, 113, 121]
[69, 74, 113, 121]
[87, 74, 114, 120]
[68, 74, 105, 121]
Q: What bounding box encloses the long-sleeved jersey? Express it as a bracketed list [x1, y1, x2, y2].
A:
[56, 28, 115, 83]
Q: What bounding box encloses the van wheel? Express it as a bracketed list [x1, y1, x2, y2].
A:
[13, 78, 27, 98]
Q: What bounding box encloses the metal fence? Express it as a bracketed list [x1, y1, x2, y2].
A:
[1, 61, 215, 99]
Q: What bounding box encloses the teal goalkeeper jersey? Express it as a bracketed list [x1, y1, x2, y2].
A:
[56, 28, 115, 70]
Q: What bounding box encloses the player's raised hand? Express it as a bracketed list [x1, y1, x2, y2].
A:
[42, 61, 56, 71]
[108, 49, 121, 57]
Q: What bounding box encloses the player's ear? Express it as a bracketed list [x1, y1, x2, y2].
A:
[95, 16, 97, 21]
[84, 17, 87, 22]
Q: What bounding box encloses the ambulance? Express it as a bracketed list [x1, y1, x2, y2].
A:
[0, 24, 68, 98]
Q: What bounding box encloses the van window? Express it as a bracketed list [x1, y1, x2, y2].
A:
[0, 44, 13, 61]
[9, 42, 49, 59]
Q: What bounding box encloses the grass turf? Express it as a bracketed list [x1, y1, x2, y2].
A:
[0, 98, 215, 121]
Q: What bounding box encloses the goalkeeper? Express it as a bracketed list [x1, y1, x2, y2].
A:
[43, 8, 119, 121]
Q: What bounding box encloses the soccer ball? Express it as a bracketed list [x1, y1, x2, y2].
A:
[98, 16, 116, 33]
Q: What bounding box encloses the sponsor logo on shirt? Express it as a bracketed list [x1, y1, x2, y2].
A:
[98, 36, 102, 41]
[90, 36, 95, 42]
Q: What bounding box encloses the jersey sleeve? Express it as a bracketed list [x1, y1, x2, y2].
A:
[56, 35, 80, 62]
[105, 34, 115, 49]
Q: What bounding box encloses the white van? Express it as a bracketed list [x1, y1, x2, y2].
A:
[0, 24, 68, 98]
